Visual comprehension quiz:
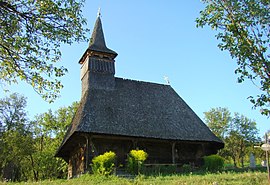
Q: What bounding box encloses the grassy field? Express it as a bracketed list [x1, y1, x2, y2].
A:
[1, 171, 268, 185]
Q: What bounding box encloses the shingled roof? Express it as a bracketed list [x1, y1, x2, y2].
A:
[56, 78, 224, 158]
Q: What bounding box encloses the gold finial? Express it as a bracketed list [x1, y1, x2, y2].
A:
[97, 8, 101, 17]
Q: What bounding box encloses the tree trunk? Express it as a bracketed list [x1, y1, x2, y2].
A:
[232, 156, 237, 168]
[240, 139, 245, 168]
[29, 154, 38, 181]
[241, 157, 244, 168]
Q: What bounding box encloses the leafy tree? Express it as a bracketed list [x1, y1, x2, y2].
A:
[204, 107, 231, 139]
[196, 0, 270, 116]
[0, 0, 89, 102]
[0, 93, 27, 132]
[0, 93, 79, 181]
[224, 113, 259, 167]
[2, 130, 36, 181]
[30, 102, 79, 180]
[204, 108, 259, 167]
[232, 113, 259, 144]
[0, 93, 34, 181]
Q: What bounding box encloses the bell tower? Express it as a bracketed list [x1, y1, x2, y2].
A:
[79, 10, 118, 96]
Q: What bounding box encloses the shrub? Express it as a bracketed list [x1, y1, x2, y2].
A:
[127, 149, 148, 174]
[181, 164, 192, 173]
[203, 154, 225, 172]
[91, 151, 116, 176]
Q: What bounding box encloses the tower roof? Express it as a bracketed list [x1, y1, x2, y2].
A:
[88, 13, 117, 56]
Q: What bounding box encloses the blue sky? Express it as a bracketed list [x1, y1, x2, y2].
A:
[2, 1, 269, 137]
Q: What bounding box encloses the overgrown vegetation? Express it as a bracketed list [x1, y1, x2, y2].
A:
[127, 150, 148, 175]
[91, 151, 116, 176]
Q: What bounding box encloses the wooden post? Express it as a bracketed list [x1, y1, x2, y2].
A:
[90, 138, 97, 156]
[172, 142, 176, 164]
[83, 135, 90, 172]
[85, 136, 89, 171]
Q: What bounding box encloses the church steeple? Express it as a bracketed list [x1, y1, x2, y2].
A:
[88, 12, 117, 57]
[79, 10, 117, 95]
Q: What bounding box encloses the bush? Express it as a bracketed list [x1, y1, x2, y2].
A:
[142, 164, 177, 175]
[203, 154, 225, 172]
[127, 149, 148, 174]
[91, 151, 116, 176]
[181, 164, 192, 173]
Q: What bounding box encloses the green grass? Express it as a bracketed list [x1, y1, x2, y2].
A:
[1, 171, 268, 185]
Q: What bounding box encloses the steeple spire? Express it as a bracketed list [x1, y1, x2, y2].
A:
[88, 9, 117, 57]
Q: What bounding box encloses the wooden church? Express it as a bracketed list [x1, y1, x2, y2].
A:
[55, 12, 224, 178]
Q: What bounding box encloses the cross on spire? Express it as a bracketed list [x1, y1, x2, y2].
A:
[87, 10, 117, 57]
[97, 8, 101, 17]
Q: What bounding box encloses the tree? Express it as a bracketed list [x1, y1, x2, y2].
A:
[204, 107, 259, 167]
[204, 107, 231, 139]
[0, 93, 79, 181]
[226, 113, 259, 167]
[0, 93, 34, 181]
[2, 130, 36, 181]
[30, 101, 79, 180]
[0, 0, 89, 102]
[0, 93, 27, 132]
[196, 0, 270, 116]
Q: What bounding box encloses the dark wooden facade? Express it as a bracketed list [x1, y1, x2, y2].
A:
[67, 134, 220, 178]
